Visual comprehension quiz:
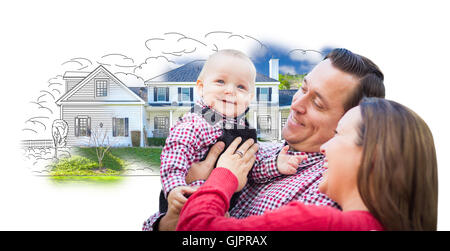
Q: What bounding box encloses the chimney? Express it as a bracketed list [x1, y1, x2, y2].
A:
[269, 58, 279, 80]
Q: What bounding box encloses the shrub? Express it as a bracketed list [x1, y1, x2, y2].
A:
[147, 137, 167, 146]
[50, 155, 121, 176]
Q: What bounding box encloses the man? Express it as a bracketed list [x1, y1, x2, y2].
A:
[143, 48, 385, 230]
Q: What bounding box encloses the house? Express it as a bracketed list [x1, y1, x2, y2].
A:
[55, 65, 147, 147]
[56, 58, 296, 147]
[145, 58, 290, 140]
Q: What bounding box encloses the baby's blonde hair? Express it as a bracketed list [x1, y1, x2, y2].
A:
[197, 49, 256, 82]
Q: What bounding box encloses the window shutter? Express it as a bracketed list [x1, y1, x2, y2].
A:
[268, 87, 272, 102]
[74, 117, 79, 137]
[190, 87, 193, 101]
[87, 117, 91, 137]
[178, 87, 181, 102]
[112, 117, 116, 137]
[256, 87, 260, 102]
[125, 118, 129, 137]
[154, 87, 157, 102]
[166, 87, 169, 102]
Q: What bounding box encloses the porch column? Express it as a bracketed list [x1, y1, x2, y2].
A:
[278, 111, 282, 141]
[169, 109, 173, 127]
[140, 105, 144, 147]
[253, 111, 258, 132]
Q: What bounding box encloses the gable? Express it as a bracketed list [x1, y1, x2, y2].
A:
[56, 66, 145, 104]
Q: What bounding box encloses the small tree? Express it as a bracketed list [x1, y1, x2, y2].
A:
[88, 124, 117, 170]
[52, 119, 69, 159]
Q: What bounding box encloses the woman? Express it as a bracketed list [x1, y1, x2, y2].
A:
[176, 98, 438, 231]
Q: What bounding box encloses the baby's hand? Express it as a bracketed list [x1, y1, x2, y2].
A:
[167, 186, 199, 215]
[276, 145, 307, 175]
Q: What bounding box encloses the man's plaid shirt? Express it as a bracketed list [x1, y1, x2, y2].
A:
[230, 143, 340, 219]
[142, 104, 339, 231]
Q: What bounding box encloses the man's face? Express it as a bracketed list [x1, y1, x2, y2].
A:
[282, 59, 359, 152]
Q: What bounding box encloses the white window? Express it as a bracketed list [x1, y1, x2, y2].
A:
[157, 87, 168, 102]
[75, 116, 91, 137]
[95, 79, 108, 97]
[180, 87, 192, 102]
[257, 87, 272, 102]
[113, 117, 129, 137]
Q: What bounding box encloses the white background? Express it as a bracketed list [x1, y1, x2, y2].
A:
[1, 0, 449, 230]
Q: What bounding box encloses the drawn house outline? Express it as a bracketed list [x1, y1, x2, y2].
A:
[55, 65, 146, 147]
[55, 58, 295, 147]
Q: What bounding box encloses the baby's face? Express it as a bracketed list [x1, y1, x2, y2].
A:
[197, 55, 255, 117]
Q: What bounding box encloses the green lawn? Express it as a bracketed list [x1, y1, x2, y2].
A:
[71, 147, 163, 171]
[50, 147, 163, 183]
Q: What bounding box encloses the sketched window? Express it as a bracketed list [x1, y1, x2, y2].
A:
[75, 116, 91, 137]
[257, 115, 271, 134]
[96, 79, 108, 97]
[154, 116, 169, 130]
[112, 117, 129, 137]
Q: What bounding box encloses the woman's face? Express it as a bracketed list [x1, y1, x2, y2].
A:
[318, 106, 363, 204]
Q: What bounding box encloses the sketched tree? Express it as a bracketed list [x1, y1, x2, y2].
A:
[88, 124, 118, 170]
[52, 119, 69, 159]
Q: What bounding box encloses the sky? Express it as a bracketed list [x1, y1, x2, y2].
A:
[1, 0, 449, 230]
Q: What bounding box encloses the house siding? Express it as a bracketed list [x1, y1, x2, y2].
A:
[67, 70, 141, 102]
[145, 82, 281, 140]
[62, 104, 143, 147]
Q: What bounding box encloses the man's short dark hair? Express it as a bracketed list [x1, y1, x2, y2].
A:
[324, 48, 385, 112]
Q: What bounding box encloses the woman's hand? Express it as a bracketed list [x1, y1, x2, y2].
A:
[216, 137, 259, 192]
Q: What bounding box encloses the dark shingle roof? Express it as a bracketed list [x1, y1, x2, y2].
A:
[128, 87, 148, 102]
[279, 89, 297, 106]
[146, 60, 278, 83]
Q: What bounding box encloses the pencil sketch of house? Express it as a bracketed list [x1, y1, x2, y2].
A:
[55, 65, 147, 147]
[55, 58, 295, 147]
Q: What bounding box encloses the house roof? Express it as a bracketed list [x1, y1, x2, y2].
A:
[128, 87, 148, 103]
[146, 60, 279, 83]
[279, 89, 297, 107]
[56, 65, 145, 105]
[63, 71, 90, 79]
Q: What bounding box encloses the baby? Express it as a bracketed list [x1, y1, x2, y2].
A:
[152, 49, 306, 230]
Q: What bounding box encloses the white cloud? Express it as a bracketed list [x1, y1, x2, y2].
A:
[133, 56, 181, 81]
[115, 72, 145, 87]
[279, 65, 297, 75]
[288, 49, 323, 64]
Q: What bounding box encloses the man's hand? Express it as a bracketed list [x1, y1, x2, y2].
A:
[185, 141, 225, 184]
[276, 145, 307, 175]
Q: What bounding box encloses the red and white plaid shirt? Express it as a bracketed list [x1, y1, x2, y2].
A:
[159, 100, 249, 198]
[142, 102, 339, 230]
[230, 143, 340, 219]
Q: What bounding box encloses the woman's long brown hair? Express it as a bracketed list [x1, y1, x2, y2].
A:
[357, 98, 438, 230]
